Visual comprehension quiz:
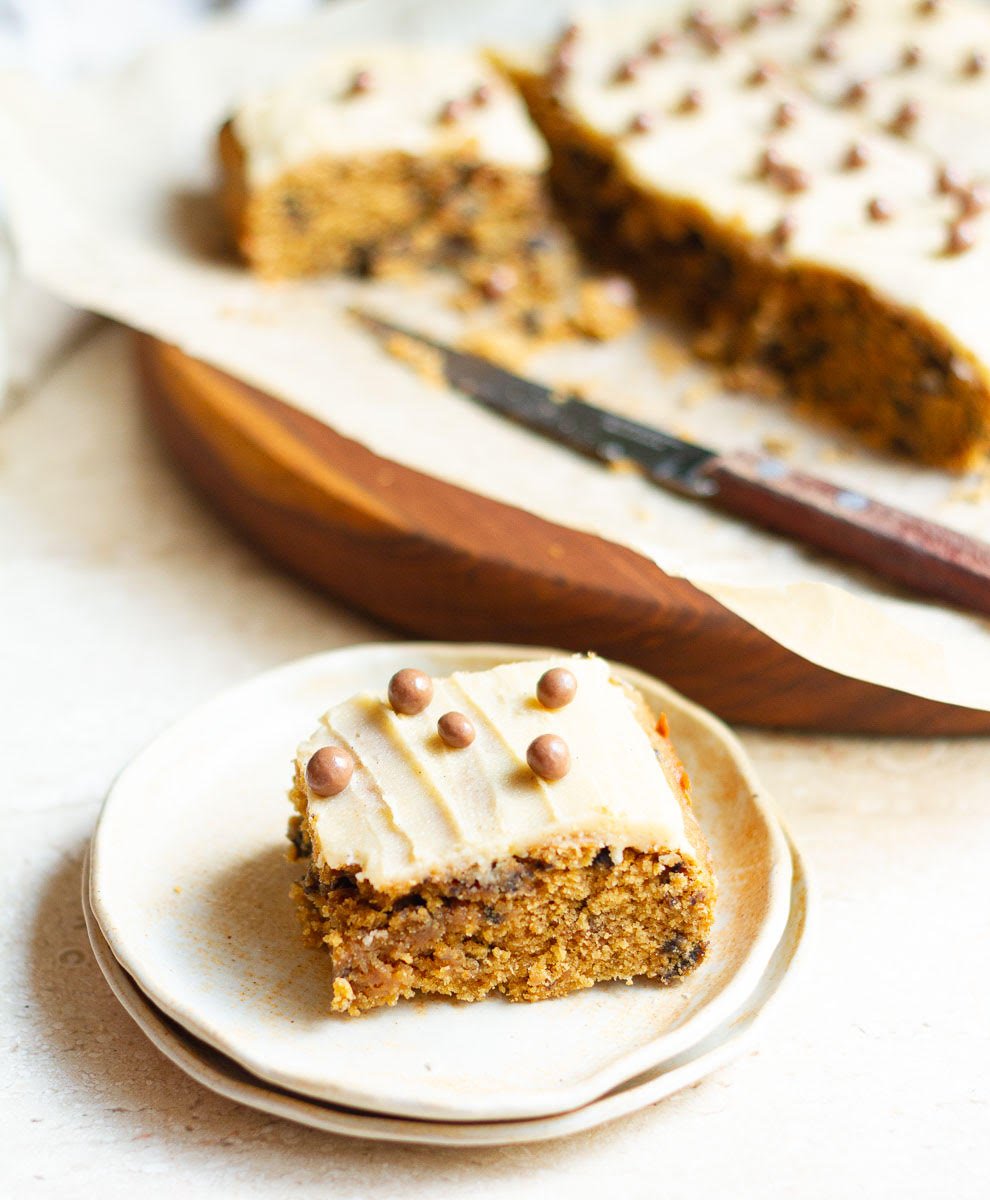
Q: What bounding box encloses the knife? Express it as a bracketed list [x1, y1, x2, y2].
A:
[352, 309, 990, 618]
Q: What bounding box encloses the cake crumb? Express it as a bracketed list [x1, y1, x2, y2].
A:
[761, 432, 795, 458]
[384, 333, 446, 388]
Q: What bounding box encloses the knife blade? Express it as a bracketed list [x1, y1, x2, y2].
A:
[352, 309, 990, 617]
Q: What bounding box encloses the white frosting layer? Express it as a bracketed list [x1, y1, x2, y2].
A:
[297, 656, 690, 890]
[232, 47, 547, 187]
[551, 0, 990, 369]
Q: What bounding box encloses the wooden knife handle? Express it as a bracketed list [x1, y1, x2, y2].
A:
[700, 450, 990, 616]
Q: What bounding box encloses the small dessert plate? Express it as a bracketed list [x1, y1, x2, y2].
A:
[90, 642, 794, 1122]
[82, 841, 808, 1145]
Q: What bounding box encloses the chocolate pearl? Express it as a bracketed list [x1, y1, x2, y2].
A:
[739, 6, 770, 31]
[901, 44, 922, 69]
[778, 0, 798, 15]
[841, 79, 870, 107]
[945, 221, 976, 256]
[684, 8, 712, 32]
[867, 197, 895, 222]
[481, 263, 518, 299]
[936, 164, 967, 195]
[959, 184, 989, 217]
[757, 146, 785, 178]
[770, 214, 797, 249]
[628, 111, 655, 135]
[699, 25, 730, 55]
[388, 668, 434, 715]
[526, 734, 571, 781]
[306, 746, 354, 797]
[889, 99, 920, 136]
[346, 69, 374, 97]
[471, 83, 493, 107]
[646, 33, 674, 57]
[843, 140, 870, 169]
[916, 0, 940, 15]
[776, 163, 810, 193]
[772, 100, 798, 129]
[614, 56, 643, 83]
[832, 1, 858, 24]
[437, 711, 476, 748]
[962, 51, 987, 78]
[812, 37, 839, 62]
[438, 98, 468, 125]
[536, 667, 578, 709]
[747, 62, 777, 86]
[677, 87, 703, 114]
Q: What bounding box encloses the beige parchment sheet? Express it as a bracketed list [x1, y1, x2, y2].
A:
[0, 0, 988, 711]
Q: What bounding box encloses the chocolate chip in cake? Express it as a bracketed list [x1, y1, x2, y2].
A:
[843, 140, 870, 169]
[526, 733, 571, 781]
[945, 221, 976, 256]
[345, 69, 374, 98]
[747, 61, 777, 86]
[867, 197, 895, 222]
[772, 100, 799, 129]
[677, 87, 704, 114]
[628, 110, 655, 135]
[481, 264, 518, 299]
[962, 50, 987, 77]
[770, 213, 797, 248]
[812, 36, 839, 62]
[840, 79, 871, 107]
[537, 667, 578, 710]
[646, 33, 674, 56]
[438, 98, 468, 125]
[889, 99, 920, 136]
[437, 711, 476, 748]
[388, 668, 434, 715]
[306, 746, 355, 797]
[471, 83, 493, 107]
[901, 43, 922, 69]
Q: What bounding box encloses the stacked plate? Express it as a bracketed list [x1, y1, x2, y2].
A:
[86, 643, 808, 1146]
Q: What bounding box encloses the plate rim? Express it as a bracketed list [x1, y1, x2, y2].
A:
[90, 640, 795, 1121]
[82, 838, 809, 1146]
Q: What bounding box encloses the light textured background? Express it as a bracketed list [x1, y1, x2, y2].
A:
[2, 326, 989, 1197]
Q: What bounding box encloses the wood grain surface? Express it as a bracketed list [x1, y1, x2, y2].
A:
[136, 333, 990, 735]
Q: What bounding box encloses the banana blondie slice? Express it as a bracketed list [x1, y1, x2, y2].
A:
[288, 655, 715, 1015]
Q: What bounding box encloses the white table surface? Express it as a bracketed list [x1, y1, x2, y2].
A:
[2, 326, 989, 1199]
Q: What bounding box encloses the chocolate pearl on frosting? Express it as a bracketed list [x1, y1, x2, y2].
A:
[936, 164, 967, 195]
[916, 0, 941, 16]
[684, 8, 712, 32]
[481, 263, 518, 299]
[962, 51, 987, 78]
[628, 110, 655, 135]
[770, 213, 797, 249]
[772, 100, 798, 129]
[832, 1, 858, 24]
[747, 62, 777, 86]
[646, 33, 674, 57]
[471, 83, 493, 107]
[812, 36, 839, 62]
[843, 140, 870, 169]
[306, 746, 354, 797]
[437, 711, 476, 748]
[776, 163, 810, 193]
[346, 69, 374, 97]
[945, 221, 976, 256]
[840, 79, 870, 107]
[757, 146, 785, 178]
[867, 197, 895, 222]
[388, 668, 434, 715]
[889, 99, 920, 136]
[901, 44, 922, 69]
[614, 55, 643, 83]
[778, 0, 798, 15]
[526, 734, 571, 781]
[959, 184, 989, 218]
[677, 87, 704, 114]
[537, 666, 578, 710]
[438, 98, 468, 125]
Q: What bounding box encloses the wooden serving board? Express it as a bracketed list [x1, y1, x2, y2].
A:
[137, 333, 990, 735]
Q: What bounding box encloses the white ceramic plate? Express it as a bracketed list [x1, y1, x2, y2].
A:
[90, 643, 793, 1122]
[83, 840, 808, 1146]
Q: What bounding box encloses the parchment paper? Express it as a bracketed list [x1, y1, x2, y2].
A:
[1, 0, 988, 711]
